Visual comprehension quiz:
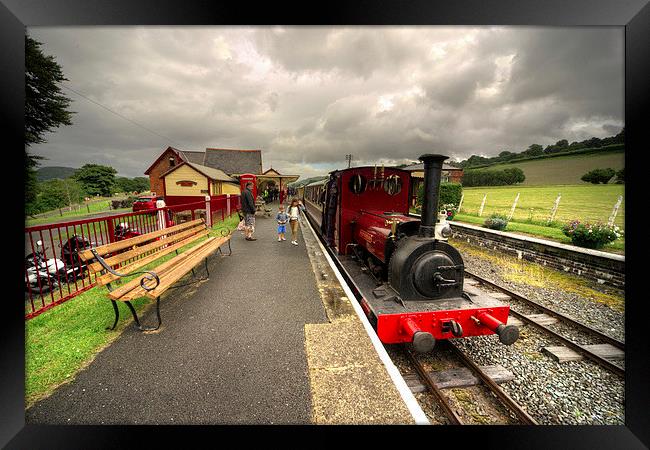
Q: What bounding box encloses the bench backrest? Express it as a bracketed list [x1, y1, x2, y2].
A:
[79, 219, 209, 284]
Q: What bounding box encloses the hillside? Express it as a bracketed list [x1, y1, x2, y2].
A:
[36, 166, 77, 181]
[473, 149, 624, 185]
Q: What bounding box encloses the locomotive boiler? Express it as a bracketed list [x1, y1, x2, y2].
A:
[302, 154, 519, 352]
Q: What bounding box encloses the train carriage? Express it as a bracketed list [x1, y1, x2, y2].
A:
[302, 155, 519, 352]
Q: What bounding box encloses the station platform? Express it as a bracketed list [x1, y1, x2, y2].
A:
[26, 203, 415, 424]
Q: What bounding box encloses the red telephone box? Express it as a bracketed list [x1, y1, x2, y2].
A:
[239, 173, 258, 199]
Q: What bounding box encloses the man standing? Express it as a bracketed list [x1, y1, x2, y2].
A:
[240, 182, 257, 241]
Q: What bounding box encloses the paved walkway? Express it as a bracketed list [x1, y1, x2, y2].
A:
[26, 205, 328, 424]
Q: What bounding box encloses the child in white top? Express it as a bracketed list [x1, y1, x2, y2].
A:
[287, 198, 304, 245]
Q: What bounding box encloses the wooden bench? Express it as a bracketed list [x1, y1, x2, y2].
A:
[79, 218, 232, 332]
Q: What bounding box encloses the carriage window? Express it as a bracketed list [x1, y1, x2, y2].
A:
[383, 175, 402, 195]
[348, 174, 367, 194]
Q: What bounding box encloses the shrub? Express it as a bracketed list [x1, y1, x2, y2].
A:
[416, 182, 463, 212]
[562, 220, 623, 249]
[111, 196, 136, 209]
[462, 168, 525, 186]
[580, 168, 616, 184]
[484, 213, 509, 230]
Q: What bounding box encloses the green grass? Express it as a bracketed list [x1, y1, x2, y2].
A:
[459, 184, 625, 229]
[25, 214, 240, 407]
[26, 200, 131, 227]
[471, 149, 624, 186]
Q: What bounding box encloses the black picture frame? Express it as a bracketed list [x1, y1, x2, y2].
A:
[3, 0, 648, 447]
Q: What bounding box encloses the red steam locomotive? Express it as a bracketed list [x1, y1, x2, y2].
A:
[302, 154, 519, 352]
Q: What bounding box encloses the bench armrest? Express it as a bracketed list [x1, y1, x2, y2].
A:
[90, 248, 161, 292]
[208, 227, 232, 239]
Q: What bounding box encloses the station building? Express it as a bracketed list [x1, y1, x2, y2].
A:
[144, 146, 299, 205]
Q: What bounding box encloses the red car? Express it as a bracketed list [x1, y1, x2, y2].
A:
[132, 195, 164, 213]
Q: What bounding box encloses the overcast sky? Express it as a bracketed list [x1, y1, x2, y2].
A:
[27, 26, 624, 179]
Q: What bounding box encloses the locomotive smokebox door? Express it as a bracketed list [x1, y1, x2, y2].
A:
[389, 238, 464, 301]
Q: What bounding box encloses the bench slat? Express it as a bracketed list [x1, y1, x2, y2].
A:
[96, 229, 210, 286]
[145, 235, 230, 299]
[121, 235, 230, 301]
[79, 218, 205, 260]
[122, 237, 224, 301]
[87, 224, 206, 274]
[107, 235, 217, 299]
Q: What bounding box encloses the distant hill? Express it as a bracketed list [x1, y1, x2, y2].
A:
[36, 166, 77, 181]
[473, 147, 624, 185]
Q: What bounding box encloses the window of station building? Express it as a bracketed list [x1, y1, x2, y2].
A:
[348, 174, 367, 194]
[383, 175, 402, 196]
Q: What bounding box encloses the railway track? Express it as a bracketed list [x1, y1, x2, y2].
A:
[405, 341, 538, 425]
[464, 271, 625, 377]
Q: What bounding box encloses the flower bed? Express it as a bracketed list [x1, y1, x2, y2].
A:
[562, 220, 623, 249]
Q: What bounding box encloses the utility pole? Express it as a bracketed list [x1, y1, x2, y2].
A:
[345, 154, 353, 168]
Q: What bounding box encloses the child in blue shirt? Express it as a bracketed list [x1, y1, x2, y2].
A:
[276, 205, 288, 242]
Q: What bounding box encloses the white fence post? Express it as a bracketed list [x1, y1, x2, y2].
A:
[547, 193, 561, 224]
[608, 195, 623, 226]
[478, 194, 487, 217]
[457, 193, 464, 214]
[156, 199, 167, 246]
[205, 195, 212, 228]
[508, 193, 520, 221]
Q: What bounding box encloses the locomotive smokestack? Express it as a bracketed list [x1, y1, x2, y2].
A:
[418, 154, 448, 237]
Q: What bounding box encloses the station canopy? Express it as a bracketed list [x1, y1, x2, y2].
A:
[257, 168, 300, 191]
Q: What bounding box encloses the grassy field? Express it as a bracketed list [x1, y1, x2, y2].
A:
[26, 199, 129, 227]
[473, 149, 624, 186]
[25, 214, 240, 408]
[459, 184, 625, 230]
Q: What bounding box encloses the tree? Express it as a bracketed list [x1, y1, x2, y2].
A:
[524, 144, 544, 156]
[74, 164, 118, 196]
[132, 177, 150, 192]
[30, 178, 84, 214]
[581, 168, 616, 184]
[25, 35, 74, 211]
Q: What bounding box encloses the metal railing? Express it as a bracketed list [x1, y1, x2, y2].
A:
[24, 194, 240, 319]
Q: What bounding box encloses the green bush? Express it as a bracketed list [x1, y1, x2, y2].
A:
[462, 168, 525, 186]
[416, 182, 463, 213]
[483, 213, 509, 230]
[561, 220, 623, 249]
[580, 168, 616, 184]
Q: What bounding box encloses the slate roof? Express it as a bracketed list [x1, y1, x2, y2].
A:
[203, 148, 263, 175]
[179, 151, 206, 165]
[159, 161, 236, 182]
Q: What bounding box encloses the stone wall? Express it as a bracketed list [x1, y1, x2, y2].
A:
[449, 222, 625, 289]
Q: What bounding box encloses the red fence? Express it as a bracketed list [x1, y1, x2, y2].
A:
[24, 194, 240, 319]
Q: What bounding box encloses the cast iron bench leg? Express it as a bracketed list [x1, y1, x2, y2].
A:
[107, 300, 119, 330]
[125, 298, 162, 332]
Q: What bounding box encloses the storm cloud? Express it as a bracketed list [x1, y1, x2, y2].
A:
[28, 26, 624, 179]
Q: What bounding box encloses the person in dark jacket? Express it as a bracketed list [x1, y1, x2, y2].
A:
[240, 182, 257, 241]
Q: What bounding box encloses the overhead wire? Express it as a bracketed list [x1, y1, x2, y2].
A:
[58, 82, 185, 148]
